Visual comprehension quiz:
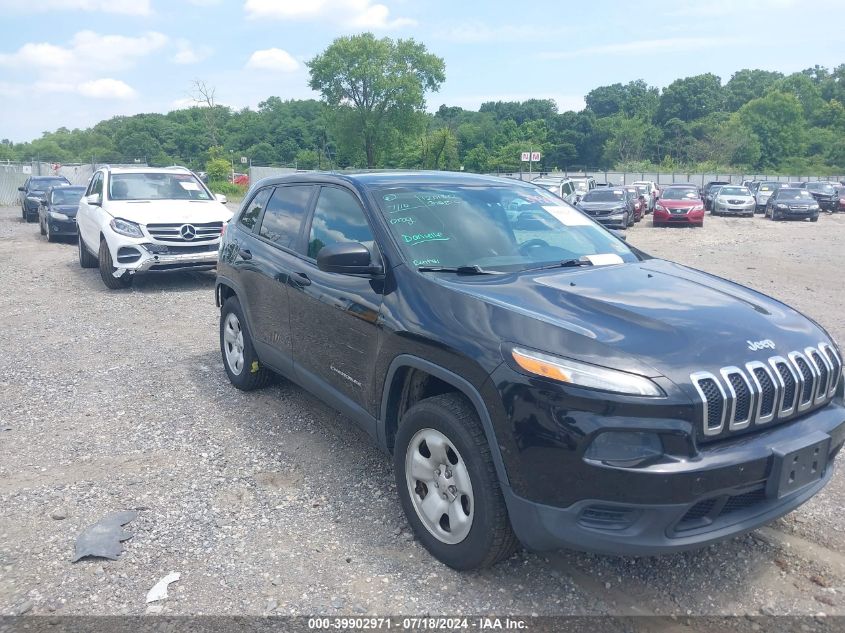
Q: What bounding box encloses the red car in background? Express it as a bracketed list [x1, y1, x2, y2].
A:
[653, 186, 705, 227]
[233, 173, 249, 186]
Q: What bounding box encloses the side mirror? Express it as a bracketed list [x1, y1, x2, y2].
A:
[17, 186, 25, 192]
[610, 229, 627, 241]
[316, 242, 382, 276]
[215, 194, 228, 204]
[85, 193, 102, 206]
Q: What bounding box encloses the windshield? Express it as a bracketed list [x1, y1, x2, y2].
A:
[581, 189, 625, 202]
[717, 187, 750, 196]
[109, 172, 211, 201]
[571, 180, 589, 192]
[51, 188, 84, 205]
[31, 178, 68, 190]
[635, 186, 648, 196]
[373, 184, 637, 272]
[757, 182, 778, 192]
[661, 188, 700, 200]
[777, 190, 813, 201]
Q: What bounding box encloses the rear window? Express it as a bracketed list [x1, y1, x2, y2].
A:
[581, 189, 624, 202]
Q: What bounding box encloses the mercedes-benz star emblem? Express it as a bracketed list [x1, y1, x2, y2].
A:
[179, 224, 197, 240]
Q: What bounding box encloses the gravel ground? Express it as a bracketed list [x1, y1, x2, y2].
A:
[1, 205, 844, 621]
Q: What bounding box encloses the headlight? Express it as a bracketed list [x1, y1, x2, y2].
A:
[810, 204, 819, 210]
[27, 195, 45, 201]
[776, 203, 788, 209]
[49, 211, 69, 221]
[655, 204, 666, 211]
[110, 218, 144, 238]
[510, 347, 664, 397]
[691, 205, 704, 211]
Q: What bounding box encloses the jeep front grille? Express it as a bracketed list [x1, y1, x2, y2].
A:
[691, 343, 841, 440]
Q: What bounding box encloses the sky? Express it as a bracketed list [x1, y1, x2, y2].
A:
[0, 0, 841, 143]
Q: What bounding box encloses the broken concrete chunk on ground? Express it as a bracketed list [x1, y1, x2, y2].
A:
[71, 510, 139, 562]
[146, 572, 181, 603]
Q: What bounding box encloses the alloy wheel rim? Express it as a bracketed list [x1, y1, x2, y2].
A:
[405, 428, 474, 545]
[223, 312, 245, 375]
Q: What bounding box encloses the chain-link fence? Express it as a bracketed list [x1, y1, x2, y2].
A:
[493, 169, 845, 187]
[0, 160, 150, 206]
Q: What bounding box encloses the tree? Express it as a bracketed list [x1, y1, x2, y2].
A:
[724, 69, 783, 111]
[585, 80, 659, 119]
[307, 33, 445, 168]
[656, 73, 724, 123]
[738, 92, 805, 169]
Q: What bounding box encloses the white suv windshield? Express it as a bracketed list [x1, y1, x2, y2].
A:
[109, 173, 211, 201]
[373, 184, 637, 272]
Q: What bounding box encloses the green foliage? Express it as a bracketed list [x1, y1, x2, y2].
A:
[3, 54, 844, 174]
[206, 156, 231, 182]
[208, 181, 245, 196]
[307, 33, 445, 168]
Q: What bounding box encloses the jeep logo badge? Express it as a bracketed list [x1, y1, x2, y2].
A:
[747, 339, 776, 351]
[179, 224, 197, 240]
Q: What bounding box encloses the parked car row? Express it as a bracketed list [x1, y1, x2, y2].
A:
[17, 168, 845, 572]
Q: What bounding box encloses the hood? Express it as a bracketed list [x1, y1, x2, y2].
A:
[578, 201, 625, 210]
[716, 195, 754, 202]
[658, 199, 700, 208]
[104, 200, 232, 225]
[434, 259, 830, 385]
[53, 204, 79, 215]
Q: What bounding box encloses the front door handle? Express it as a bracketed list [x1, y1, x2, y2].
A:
[238, 248, 252, 260]
[291, 271, 311, 287]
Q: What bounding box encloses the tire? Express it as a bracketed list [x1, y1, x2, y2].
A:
[811, 214, 819, 222]
[46, 221, 57, 243]
[220, 296, 273, 390]
[39, 218, 46, 236]
[394, 393, 518, 570]
[25, 211, 37, 223]
[627, 212, 634, 227]
[98, 239, 133, 289]
[653, 221, 662, 228]
[78, 235, 98, 268]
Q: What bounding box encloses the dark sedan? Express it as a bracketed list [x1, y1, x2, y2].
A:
[703, 181, 731, 210]
[18, 176, 71, 222]
[765, 188, 820, 222]
[576, 188, 633, 229]
[38, 185, 85, 241]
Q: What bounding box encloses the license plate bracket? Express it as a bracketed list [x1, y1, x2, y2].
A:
[766, 431, 830, 499]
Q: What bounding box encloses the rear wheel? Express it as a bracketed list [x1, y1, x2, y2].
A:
[78, 235, 98, 268]
[394, 393, 518, 570]
[220, 296, 273, 390]
[98, 239, 133, 289]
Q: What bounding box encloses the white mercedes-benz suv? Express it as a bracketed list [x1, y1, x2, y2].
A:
[77, 166, 233, 289]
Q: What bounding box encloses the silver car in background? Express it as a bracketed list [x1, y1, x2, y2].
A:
[712, 185, 756, 217]
[754, 181, 782, 213]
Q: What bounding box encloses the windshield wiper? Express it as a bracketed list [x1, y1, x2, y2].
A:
[416, 265, 497, 275]
[521, 257, 594, 273]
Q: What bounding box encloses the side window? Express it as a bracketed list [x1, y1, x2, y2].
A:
[307, 186, 375, 259]
[90, 173, 103, 196]
[240, 187, 271, 231]
[258, 185, 313, 249]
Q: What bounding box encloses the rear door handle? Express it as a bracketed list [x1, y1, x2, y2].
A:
[291, 271, 311, 287]
[238, 248, 252, 260]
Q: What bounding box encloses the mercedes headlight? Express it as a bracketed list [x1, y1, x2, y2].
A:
[510, 347, 664, 397]
[776, 203, 788, 209]
[110, 218, 144, 238]
[49, 211, 69, 221]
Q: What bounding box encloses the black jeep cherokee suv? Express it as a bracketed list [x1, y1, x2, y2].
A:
[215, 172, 844, 570]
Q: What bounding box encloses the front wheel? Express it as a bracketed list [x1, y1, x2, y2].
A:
[394, 393, 518, 570]
[811, 214, 819, 222]
[98, 239, 133, 289]
[39, 218, 46, 236]
[220, 296, 273, 390]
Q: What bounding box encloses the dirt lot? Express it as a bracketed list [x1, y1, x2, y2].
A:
[1, 205, 844, 620]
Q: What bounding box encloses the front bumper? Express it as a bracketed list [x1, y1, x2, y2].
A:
[488, 363, 845, 555]
[108, 239, 220, 274]
[715, 203, 755, 215]
[653, 209, 704, 224]
[46, 216, 78, 236]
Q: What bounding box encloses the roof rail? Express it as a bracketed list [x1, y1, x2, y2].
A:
[163, 165, 192, 172]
